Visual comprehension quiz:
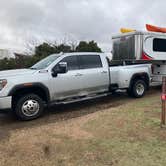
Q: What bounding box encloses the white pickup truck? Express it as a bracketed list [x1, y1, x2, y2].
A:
[0, 52, 151, 120]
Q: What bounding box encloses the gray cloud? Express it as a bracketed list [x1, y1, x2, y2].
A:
[0, 0, 165, 52]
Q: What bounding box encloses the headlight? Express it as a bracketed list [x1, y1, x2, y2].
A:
[0, 79, 7, 90]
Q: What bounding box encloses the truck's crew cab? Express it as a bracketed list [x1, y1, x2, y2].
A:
[0, 52, 151, 120]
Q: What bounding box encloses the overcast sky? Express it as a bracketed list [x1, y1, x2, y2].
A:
[0, 0, 165, 52]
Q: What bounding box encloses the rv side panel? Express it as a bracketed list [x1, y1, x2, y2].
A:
[112, 35, 136, 61]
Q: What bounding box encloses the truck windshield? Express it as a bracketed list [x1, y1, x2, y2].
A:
[30, 55, 60, 70]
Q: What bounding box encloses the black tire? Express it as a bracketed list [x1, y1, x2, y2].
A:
[14, 94, 44, 121]
[129, 80, 147, 98]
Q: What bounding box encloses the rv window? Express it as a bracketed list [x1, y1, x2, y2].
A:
[153, 38, 166, 52]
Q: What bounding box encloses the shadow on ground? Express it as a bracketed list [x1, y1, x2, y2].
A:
[0, 86, 161, 134]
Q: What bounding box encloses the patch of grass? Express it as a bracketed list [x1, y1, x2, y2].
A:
[0, 90, 165, 166]
[82, 92, 166, 166]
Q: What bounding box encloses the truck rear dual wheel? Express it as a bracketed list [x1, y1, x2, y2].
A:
[14, 94, 44, 121]
[127, 80, 147, 98]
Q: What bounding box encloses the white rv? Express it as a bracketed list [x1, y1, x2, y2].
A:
[112, 31, 166, 82]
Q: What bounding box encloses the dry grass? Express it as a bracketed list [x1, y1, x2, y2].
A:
[0, 87, 165, 166]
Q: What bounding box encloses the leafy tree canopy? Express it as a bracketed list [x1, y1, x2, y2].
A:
[0, 40, 103, 70]
[76, 41, 102, 52]
[34, 40, 102, 57]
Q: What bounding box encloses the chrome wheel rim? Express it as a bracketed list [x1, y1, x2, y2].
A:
[22, 100, 40, 117]
[136, 83, 144, 96]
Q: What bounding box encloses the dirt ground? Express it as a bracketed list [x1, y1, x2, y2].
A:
[0, 87, 163, 166]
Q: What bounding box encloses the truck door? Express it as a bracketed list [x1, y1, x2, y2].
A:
[51, 55, 82, 100]
[76, 54, 110, 95]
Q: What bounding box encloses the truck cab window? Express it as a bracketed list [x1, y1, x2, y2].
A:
[79, 55, 102, 69]
[60, 55, 79, 70]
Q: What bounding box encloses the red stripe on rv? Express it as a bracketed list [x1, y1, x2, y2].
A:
[142, 52, 153, 60]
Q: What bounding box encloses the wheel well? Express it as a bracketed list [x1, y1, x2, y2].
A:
[11, 86, 50, 106]
[130, 73, 150, 89]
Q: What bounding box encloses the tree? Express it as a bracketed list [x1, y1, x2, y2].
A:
[56, 44, 72, 53]
[76, 40, 102, 52]
[35, 42, 55, 57]
[34, 40, 102, 58]
[0, 40, 103, 71]
[0, 58, 16, 70]
[34, 43, 73, 57]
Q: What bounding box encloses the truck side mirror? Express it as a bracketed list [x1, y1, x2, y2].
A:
[52, 62, 68, 77]
[58, 62, 68, 73]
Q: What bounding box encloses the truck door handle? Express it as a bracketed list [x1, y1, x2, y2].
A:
[75, 73, 83, 77]
[101, 71, 108, 74]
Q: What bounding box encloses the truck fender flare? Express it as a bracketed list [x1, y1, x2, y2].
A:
[8, 82, 50, 102]
[129, 72, 150, 90]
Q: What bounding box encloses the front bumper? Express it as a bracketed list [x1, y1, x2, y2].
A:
[0, 96, 12, 110]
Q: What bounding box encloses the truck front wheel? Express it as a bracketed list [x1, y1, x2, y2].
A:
[128, 80, 147, 98]
[14, 94, 44, 121]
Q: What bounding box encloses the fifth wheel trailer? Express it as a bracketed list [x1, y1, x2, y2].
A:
[112, 31, 166, 82]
